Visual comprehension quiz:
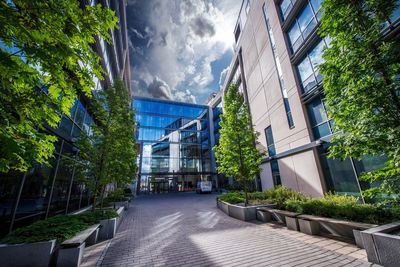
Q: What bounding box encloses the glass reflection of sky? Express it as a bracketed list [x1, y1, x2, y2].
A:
[133, 98, 206, 118]
[134, 98, 211, 175]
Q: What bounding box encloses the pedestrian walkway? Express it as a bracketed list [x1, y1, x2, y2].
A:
[95, 193, 379, 267]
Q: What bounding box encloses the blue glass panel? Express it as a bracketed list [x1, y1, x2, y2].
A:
[133, 99, 206, 118]
[288, 22, 302, 52]
[307, 97, 328, 126]
[313, 122, 331, 139]
[265, 126, 274, 145]
[268, 145, 276, 157]
[309, 40, 325, 75]
[271, 160, 280, 174]
[74, 101, 85, 128]
[390, 0, 400, 22]
[298, 4, 314, 33]
[280, 0, 293, 19]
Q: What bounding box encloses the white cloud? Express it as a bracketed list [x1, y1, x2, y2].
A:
[219, 66, 229, 89]
[127, 0, 241, 103]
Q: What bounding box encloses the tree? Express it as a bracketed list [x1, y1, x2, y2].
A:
[214, 84, 264, 205]
[319, 0, 400, 204]
[77, 80, 137, 210]
[0, 0, 117, 173]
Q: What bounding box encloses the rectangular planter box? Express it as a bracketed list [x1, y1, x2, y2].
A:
[98, 218, 117, 241]
[298, 219, 320, 235]
[0, 239, 56, 267]
[256, 209, 272, 222]
[286, 216, 299, 231]
[297, 214, 376, 245]
[57, 243, 85, 267]
[361, 221, 400, 266]
[115, 201, 129, 210]
[228, 204, 257, 221]
[217, 200, 229, 215]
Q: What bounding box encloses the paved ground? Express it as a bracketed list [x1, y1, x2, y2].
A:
[94, 193, 379, 267]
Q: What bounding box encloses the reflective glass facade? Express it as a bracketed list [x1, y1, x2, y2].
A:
[134, 98, 212, 193]
[0, 0, 130, 237]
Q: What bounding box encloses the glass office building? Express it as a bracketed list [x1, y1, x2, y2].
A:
[0, 0, 131, 237]
[134, 97, 213, 193]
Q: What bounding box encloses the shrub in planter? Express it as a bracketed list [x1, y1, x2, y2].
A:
[1, 210, 118, 245]
[217, 192, 245, 204]
[1, 216, 89, 245]
[284, 194, 400, 225]
[265, 186, 307, 209]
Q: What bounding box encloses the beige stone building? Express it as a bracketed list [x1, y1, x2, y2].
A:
[221, 0, 399, 197]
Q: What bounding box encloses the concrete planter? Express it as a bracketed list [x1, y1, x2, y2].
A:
[298, 219, 320, 235]
[0, 239, 56, 267]
[115, 200, 129, 210]
[98, 206, 125, 241]
[98, 218, 117, 241]
[296, 214, 376, 246]
[116, 206, 125, 229]
[217, 200, 229, 215]
[56, 243, 85, 267]
[361, 221, 400, 267]
[285, 216, 299, 231]
[256, 209, 272, 222]
[228, 204, 257, 221]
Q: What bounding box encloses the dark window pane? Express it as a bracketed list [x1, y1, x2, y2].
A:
[0, 171, 21, 237]
[74, 102, 85, 128]
[313, 123, 331, 139]
[319, 145, 361, 196]
[48, 157, 74, 216]
[268, 145, 276, 157]
[59, 115, 73, 137]
[14, 162, 55, 229]
[265, 126, 274, 145]
[307, 97, 328, 126]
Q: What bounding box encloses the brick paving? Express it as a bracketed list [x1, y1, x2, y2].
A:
[97, 193, 380, 267]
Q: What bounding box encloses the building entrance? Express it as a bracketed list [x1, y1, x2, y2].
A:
[139, 174, 210, 194]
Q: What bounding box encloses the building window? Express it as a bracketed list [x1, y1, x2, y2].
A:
[306, 96, 334, 139]
[287, 1, 322, 53]
[389, 0, 400, 24]
[263, 4, 295, 128]
[318, 143, 361, 196]
[234, 24, 241, 43]
[296, 39, 327, 93]
[265, 126, 276, 157]
[279, 0, 295, 20]
[265, 126, 281, 186]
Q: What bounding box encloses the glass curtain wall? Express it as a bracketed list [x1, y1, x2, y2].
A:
[134, 98, 212, 193]
[0, 98, 94, 238]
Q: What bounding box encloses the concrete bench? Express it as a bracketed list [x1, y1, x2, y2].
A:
[57, 224, 100, 267]
[256, 208, 300, 230]
[298, 214, 377, 247]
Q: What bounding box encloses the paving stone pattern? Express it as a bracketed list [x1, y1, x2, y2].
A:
[99, 193, 380, 267]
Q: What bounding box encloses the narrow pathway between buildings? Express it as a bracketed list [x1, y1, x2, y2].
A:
[95, 193, 379, 267]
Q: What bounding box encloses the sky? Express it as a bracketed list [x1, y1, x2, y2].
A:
[126, 0, 242, 104]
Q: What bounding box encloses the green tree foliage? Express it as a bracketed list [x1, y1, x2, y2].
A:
[0, 0, 117, 173]
[214, 84, 264, 205]
[77, 80, 137, 209]
[319, 0, 400, 204]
